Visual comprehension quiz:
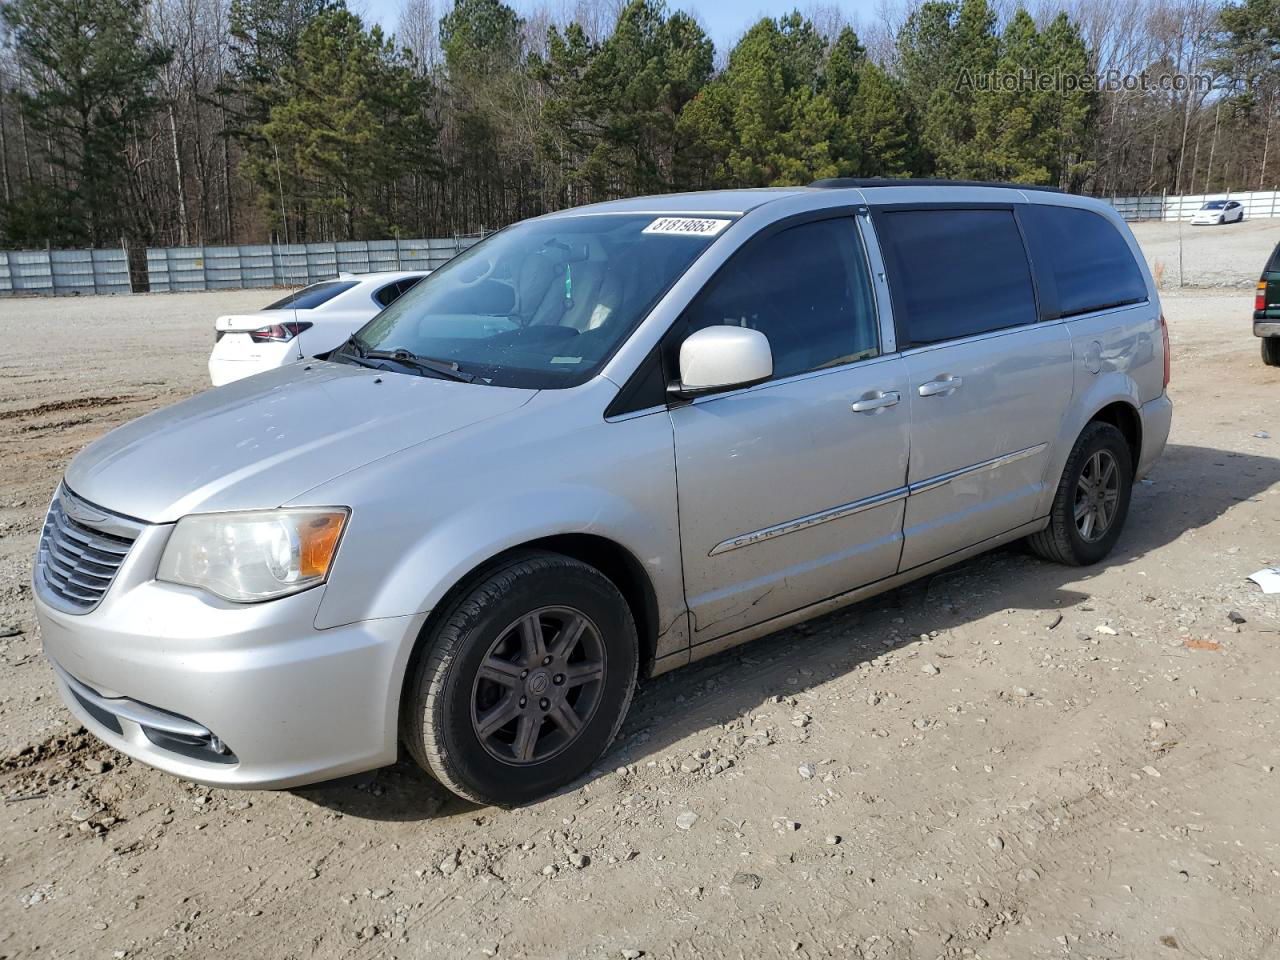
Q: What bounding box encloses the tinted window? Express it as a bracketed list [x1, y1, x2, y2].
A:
[877, 209, 1037, 346]
[680, 218, 878, 380]
[265, 280, 358, 310]
[1266, 243, 1280, 273]
[374, 277, 424, 307]
[1204, 201, 1226, 210]
[1021, 205, 1147, 318]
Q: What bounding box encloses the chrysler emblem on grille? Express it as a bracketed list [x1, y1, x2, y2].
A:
[61, 494, 108, 526]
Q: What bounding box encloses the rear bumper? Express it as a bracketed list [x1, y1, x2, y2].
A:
[208, 356, 283, 387]
[1255, 322, 1280, 338]
[36, 576, 426, 789]
[1137, 393, 1173, 479]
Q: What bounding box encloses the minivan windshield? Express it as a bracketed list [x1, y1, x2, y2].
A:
[342, 213, 728, 388]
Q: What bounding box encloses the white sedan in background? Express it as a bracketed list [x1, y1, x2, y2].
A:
[1190, 200, 1245, 225]
[208, 271, 428, 386]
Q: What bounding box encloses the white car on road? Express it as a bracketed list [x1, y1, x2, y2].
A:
[1190, 200, 1245, 225]
[208, 271, 428, 385]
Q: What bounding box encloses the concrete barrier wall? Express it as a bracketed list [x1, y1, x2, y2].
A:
[0, 235, 483, 296]
[1105, 189, 1280, 222]
[0, 248, 131, 296]
[143, 236, 481, 293]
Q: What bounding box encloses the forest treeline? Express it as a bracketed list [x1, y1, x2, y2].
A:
[0, 0, 1275, 247]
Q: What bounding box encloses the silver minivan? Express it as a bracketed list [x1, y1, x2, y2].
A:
[33, 180, 1173, 805]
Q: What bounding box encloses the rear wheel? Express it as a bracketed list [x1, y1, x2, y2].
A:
[401, 552, 638, 806]
[1028, 421, 1133, 566]
[1263, 337, 1280, 367]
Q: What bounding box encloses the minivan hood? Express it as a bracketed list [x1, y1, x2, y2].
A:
[65, 362, 535, 523]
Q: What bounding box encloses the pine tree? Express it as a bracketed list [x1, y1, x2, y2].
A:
[252, 9, 436, 239]
[1, 0, 169, 245]
[847, 63, 917, 177]
[677, 13, 843, 187]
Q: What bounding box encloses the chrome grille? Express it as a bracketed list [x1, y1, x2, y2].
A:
[36, 487, 140, 613]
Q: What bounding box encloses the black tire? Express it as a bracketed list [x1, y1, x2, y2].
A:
[1028, 421, 1133, 566]
[1263, 338, 1280, 367]
[401, 551, 638, 807]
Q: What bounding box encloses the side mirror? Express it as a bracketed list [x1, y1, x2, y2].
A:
[673, 325, 773, 397]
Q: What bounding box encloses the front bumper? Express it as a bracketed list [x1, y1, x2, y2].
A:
[1255, 321, 1280, 338]
[35, 528, 426, 788]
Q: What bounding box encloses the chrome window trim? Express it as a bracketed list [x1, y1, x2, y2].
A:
[1057, 300, 1150, 324]
[709, 486, 909, 557]
[856, 207, 898, 355]
[908, 442, 1048, 495]
[898, 318, 1061, 356]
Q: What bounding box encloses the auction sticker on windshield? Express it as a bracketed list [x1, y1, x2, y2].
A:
[642, 217, 732, 237]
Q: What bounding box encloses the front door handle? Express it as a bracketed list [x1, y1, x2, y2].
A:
[850, 390, 901, 413]
[917, 375, 963, 397]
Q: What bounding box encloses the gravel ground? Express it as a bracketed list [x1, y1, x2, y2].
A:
[1129, 218, 1279, 288]
[0, 279, 1279, 959]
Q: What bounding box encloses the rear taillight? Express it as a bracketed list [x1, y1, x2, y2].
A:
[1159, 312, 1170, 389]
[247, 322, 313, 343]
[1256, 280, 1267, 313]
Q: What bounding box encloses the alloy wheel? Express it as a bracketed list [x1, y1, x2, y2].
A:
[470, 606, 606, 765]
[1074, 449, 1120, 542]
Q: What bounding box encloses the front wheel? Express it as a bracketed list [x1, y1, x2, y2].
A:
[1263, 337, 1280, 367]
[1028, 421, 1134, 566]
[401, 552, 638, 806]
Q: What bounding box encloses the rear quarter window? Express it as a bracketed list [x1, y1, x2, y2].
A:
[265, 280, 358, 310]
[876, 208, 1038, 346]
[374, 276, 424, 307]
[1021, 206, 1147, 318]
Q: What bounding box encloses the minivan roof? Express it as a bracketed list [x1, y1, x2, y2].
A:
[809, 177, 1063, 193]
[549, 179, 1083, 219]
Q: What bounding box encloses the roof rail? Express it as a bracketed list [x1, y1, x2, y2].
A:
[809, 177, 1062, 193]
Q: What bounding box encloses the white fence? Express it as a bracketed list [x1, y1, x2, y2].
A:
[1105, 189, 1280, 222]
[0, 235, 483, 297]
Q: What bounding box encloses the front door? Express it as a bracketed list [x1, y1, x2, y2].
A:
[668, 216, 911, 644]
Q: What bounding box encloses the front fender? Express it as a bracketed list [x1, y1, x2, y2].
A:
[302, 395, 686, 659]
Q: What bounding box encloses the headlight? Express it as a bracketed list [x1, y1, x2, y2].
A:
[158, 508, 349, 602]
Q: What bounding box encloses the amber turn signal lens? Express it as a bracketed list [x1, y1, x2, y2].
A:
[299, 512, 347, 578]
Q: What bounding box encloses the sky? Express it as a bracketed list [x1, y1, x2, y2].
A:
[356, 0, 884, 55]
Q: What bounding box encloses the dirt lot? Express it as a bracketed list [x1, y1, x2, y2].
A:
[1129, 218, 1277, 289]
[2, 274, 1280, 959]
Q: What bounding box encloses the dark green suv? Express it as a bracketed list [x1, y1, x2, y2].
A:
[1256, 243, 1280, 366]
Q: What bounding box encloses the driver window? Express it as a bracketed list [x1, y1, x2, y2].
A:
[680, 218, 879, 380]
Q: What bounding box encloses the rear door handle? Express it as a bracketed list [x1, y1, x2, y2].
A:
[850, 390, 901, 414]
[917, 375, 963, 397]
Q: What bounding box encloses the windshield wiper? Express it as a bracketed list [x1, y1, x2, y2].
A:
[339, 334, 368, 357]
[364, 348, 476, 383]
